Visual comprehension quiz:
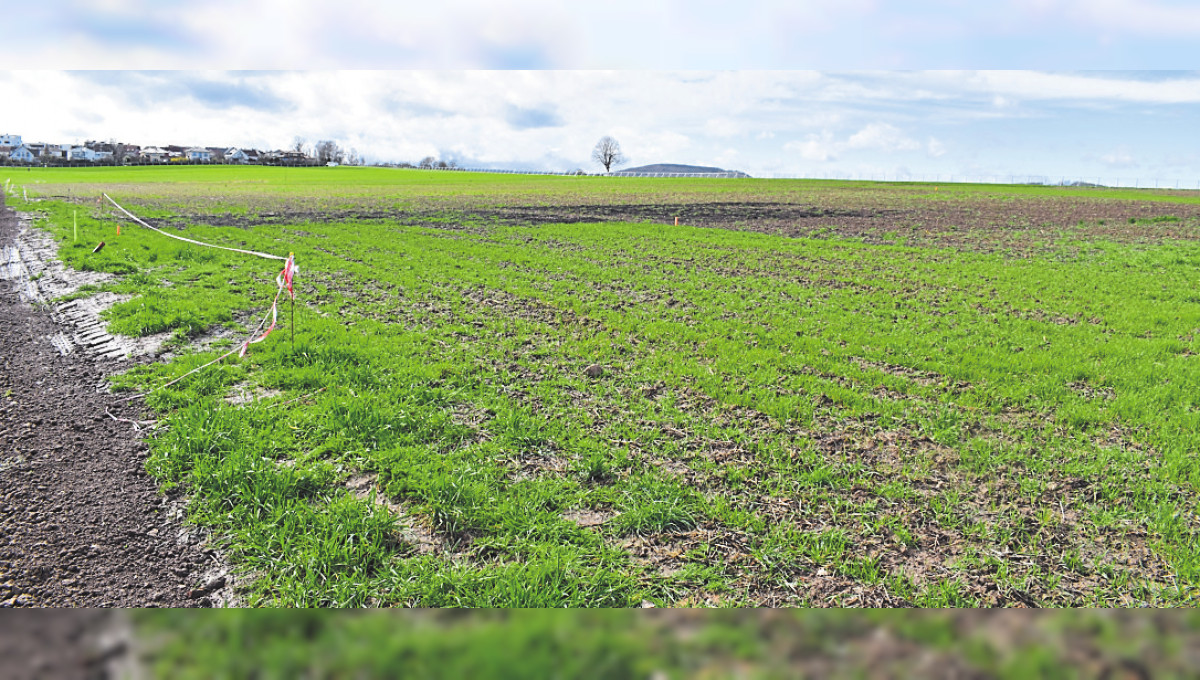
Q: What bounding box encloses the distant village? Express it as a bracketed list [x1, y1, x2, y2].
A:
[0, 134, 364, 167]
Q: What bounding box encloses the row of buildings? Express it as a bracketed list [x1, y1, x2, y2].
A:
[0, 135, 317, 166]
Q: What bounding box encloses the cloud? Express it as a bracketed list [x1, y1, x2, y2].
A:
[5, 2, 1200, 70]
[69, 71, 293, 112]
[704, 118, 743, 137]
[784, 131, 838, 162]
[847, 123, 922, 152]
[1099, 148, 1139, 168]
[4, 2, 1200, 69]
[505, 104, 564, 130]
[958, 71, 1200, 104]
[380, 97, 455, 119]
[785, 123, 941, 162]
[1013, 0, 1200, 37]
[58, 2, 203, 54]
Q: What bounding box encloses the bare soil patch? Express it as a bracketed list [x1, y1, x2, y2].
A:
[0, 195, 216, 608]
[0, 611, 139, 680]
[132, 192, 1200, 257]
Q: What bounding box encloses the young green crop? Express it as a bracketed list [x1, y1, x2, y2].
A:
[9, 167, 1200, 607]
[131, 609, 1200, 678]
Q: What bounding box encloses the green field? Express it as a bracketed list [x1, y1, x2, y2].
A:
[9, 165, 1200, 606]
[130, 610, 1200, 678]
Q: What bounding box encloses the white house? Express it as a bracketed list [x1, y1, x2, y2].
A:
[140, 147, 168, 163]
[0, 134, 22, 147]
[67, 146, 97, 161]
[9, 144, 38, 163]
[65, 146, 112, 162]
[225, 148, 249, 164]
[186, 147, 212, 162]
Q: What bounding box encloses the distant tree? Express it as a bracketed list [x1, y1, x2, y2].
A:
[315, 140, 345, 165]
[418, 156, 436, 169]
[591, 136, 625, 173]
[108, 138, 127, 165]
[291, 136, 306, 154]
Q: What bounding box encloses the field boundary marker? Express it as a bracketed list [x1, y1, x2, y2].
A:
[102, 193, 287, 261]
[94, 194, 299, 405]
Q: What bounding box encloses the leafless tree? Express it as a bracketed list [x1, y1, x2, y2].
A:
[315, 140, 345, 165]
[592, 136, 625, 173]
[291, 136, 307, 154]
[108, 138, 127, 164]
[418, 156, 437, 169]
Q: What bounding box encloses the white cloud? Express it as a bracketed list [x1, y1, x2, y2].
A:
[784, 131, 839, 162]
[961, 71, 1200, 104]
[847, 123, 922, 152]
[8, 2, 1200, 70]
[1100, 148, 1138, 168]
[785, 122, 940, 163]
[704, 118, 743, 137]
[1012, 0, 1200, 37]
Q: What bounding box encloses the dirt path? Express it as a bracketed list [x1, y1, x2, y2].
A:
[0, 194, 216, 608]
[0, 611, 141, 679]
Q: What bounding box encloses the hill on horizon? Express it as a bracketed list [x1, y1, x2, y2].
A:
[614, 163, 749, 177]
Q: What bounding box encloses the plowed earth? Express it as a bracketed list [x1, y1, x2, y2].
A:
[161, 195, 1200, 253]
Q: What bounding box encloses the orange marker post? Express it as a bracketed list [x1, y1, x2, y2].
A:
[674, 216, 679, 226]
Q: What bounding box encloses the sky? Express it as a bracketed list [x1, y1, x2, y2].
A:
[2, 2, 1199, 185]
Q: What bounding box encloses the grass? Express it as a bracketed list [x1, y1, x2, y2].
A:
[7, 166, 1200, 607]
[131, 610, 1200, 678]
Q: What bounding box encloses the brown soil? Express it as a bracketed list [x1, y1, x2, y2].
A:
[0, 611, 138, 680]
[148, 193, 1200, 258]
[0, 195, 216, 608]
[476, 198, 1200, 251]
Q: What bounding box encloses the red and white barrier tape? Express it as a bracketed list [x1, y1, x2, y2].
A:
[102, 193, 287, 262]
[96, 195, 300, 403]
[238, 253, 296, 357]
